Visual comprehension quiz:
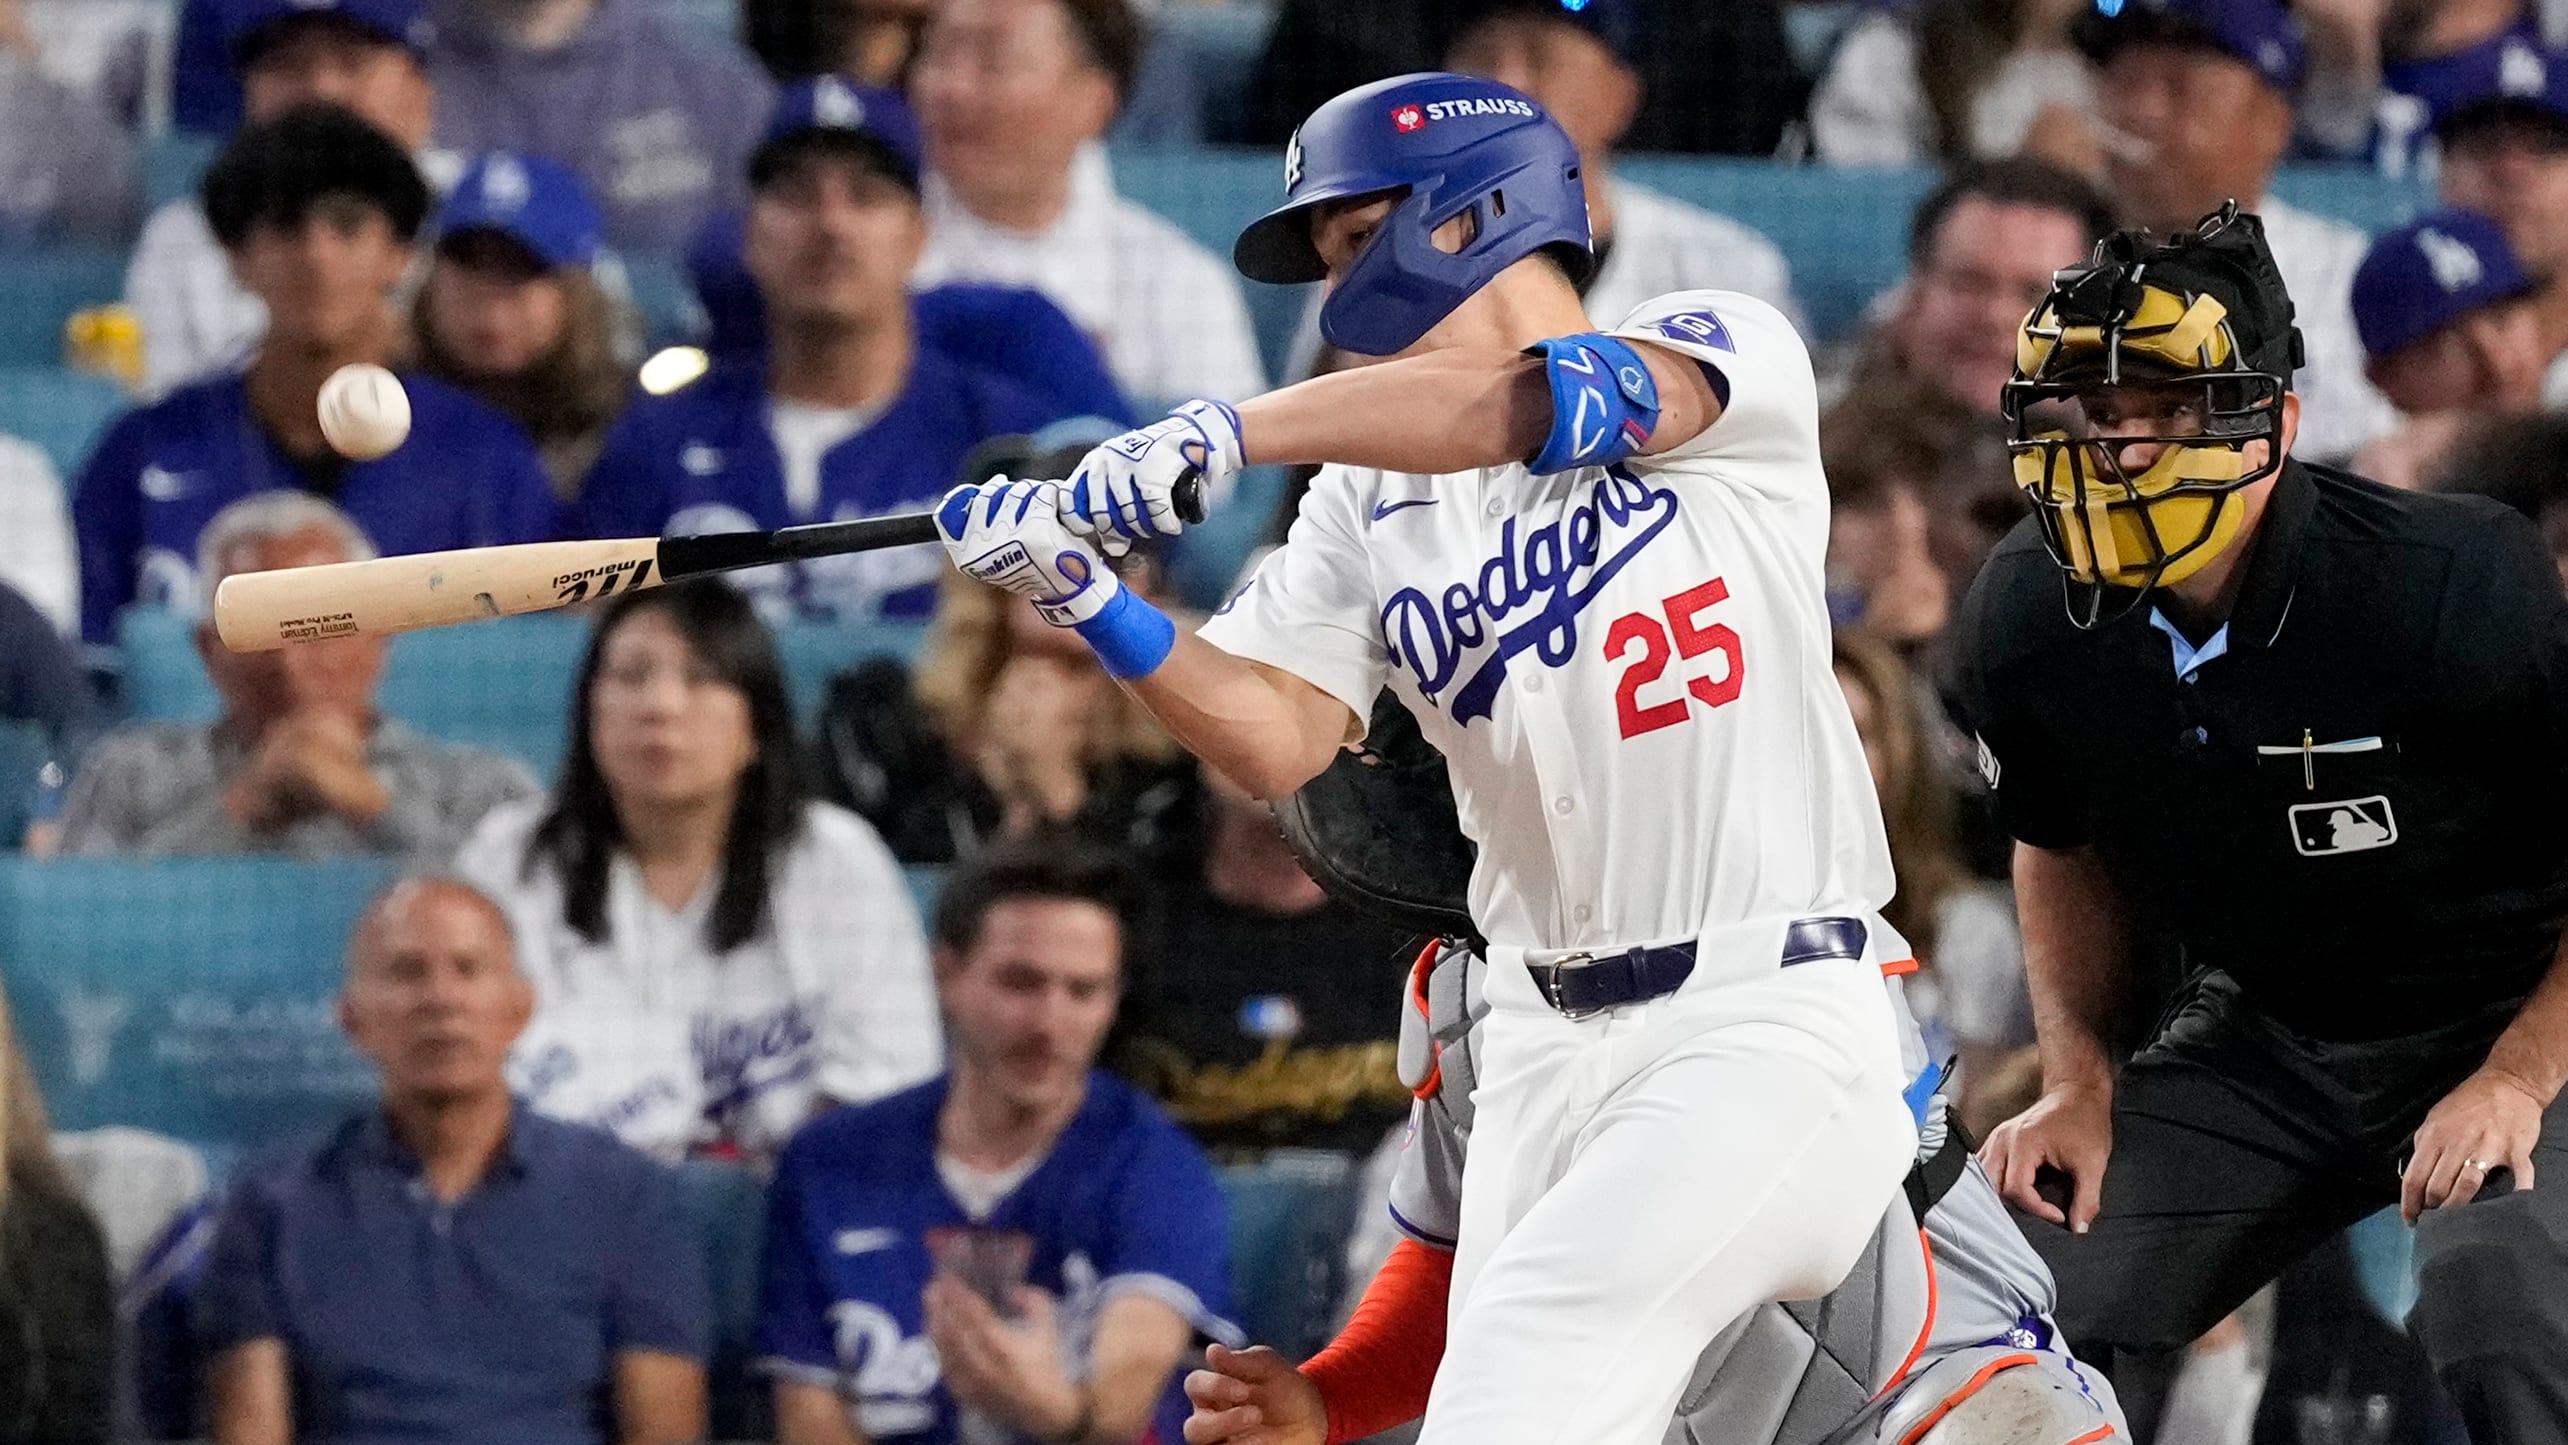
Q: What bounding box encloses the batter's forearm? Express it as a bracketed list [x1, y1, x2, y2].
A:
[2478, 929, 2568, 1106]
[1122, 634, 1356, 800]
[1236, 349, 1550, 475]
[2014, 843, 2133, 1091]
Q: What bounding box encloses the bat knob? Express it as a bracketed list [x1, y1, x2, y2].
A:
[1174, 472, 1209, 526]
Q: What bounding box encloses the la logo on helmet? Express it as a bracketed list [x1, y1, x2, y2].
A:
[1392, 105, 1425, 133]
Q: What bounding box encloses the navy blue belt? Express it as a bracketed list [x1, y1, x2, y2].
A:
[1526, 916, 1868, 1018]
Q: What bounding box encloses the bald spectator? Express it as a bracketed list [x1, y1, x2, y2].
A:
[2077, 0, 2401, 462]
[2435, 44, 2568, 406]
[908, 0, 1266, 405]
[197, 877, 710, 1445]
[126, 0, 444, 398]
[428, 0, 774, 253]
[2353, 209, 2551, 490]
[61, 495, 536, 859]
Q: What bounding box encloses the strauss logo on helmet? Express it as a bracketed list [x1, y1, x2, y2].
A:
[1392, 104, 1426, 133]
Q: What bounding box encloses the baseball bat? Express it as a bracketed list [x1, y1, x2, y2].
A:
[213, 477, 1204, 653]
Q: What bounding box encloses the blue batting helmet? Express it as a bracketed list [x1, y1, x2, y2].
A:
[1233, 72, 1592, 357]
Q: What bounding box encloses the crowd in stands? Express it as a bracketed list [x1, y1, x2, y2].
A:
[0, 0, 2560, 1439]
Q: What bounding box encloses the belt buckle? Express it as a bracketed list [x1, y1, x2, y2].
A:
[1536, 950, 1602, 1019]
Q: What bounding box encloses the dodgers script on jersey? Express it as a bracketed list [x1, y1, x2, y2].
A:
[1199, 292, 1892, 951]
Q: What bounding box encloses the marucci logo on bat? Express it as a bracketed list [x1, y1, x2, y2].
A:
[551, 557, 656, 604]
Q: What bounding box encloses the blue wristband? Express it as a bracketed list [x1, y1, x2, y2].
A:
[1072, 586, 1178, 678]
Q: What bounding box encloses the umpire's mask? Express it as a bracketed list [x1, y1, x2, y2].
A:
[2003, 203, 2304, 627]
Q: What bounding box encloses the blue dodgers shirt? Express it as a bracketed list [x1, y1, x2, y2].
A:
[73, 369, 562, 648]
[757, 1072, 1239, 1445]
[194, 1107, 712, 1445]
[571, 343, 1064, 620]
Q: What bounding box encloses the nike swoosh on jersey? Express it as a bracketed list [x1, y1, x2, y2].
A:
[835, 1227, 901, 1255]
[139, 465, 196, 501]
[1370, 497, 1439, 522]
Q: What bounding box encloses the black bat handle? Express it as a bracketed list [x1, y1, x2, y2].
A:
[656, 474, 1212, 584]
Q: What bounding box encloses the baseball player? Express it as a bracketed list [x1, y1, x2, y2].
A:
[1182, 938, 2126, 1445]
[935, 72, 1920, 1445]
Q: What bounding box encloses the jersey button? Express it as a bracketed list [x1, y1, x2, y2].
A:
[1573, 905, 1593, 923]
[1523, 673, 1543, 693]
[1486, 499, 1505, 517]
[1553, 796, 1575, 815]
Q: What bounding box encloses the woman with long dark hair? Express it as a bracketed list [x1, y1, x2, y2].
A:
[0, 982, 111, 1444]
[455, 580, 938, 1161]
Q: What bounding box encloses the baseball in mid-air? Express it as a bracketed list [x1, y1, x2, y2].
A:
[317, 363, 411, 460]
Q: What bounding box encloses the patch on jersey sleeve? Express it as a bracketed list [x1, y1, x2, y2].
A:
[1644, 310, 1735, 353]
[1975, 733, 2002, 789]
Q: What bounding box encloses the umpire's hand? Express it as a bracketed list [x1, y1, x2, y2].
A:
[2401, 1065, 2545, 1222]
[1184, 1344, 1327, 1445]
[1980, 1079, 2115, 1233]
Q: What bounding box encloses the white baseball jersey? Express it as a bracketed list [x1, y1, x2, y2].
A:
[1200, 291, 1892, 952]
[453, 797, 944, 1160]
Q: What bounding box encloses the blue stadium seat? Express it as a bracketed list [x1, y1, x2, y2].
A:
[0, 367, 126, 477]
[901, 864, 944, 925]
[145, 131, 222, 210]
[0, 249, 126, 369]
[774, 617, 934, 726]
[0, 855, 396, 1157]
[1218, 1149, 1360, 1361]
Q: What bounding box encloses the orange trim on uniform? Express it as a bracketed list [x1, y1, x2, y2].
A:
[1880, 957, 1920, 978]
[1407, 940, 1444, 1101]
[1892, 1351, 2042, 1445]
[2063, 1426, 2119, 1444]
[1879, 1227, 1940, 1399]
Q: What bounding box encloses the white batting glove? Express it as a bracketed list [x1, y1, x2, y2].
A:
[1061, 399, 1243, 545]
[937, 478, 1123, 627]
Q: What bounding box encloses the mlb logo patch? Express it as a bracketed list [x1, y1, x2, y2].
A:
[1392, 104, 1426, 133]
[2288, 796, 2398, 857]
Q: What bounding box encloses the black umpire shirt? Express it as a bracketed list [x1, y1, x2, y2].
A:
[1946, 459, 2568, 1041]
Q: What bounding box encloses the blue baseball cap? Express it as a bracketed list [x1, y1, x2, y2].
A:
[225, 0, 434, 68]
[2352, 209, 2536, 358]
[1450, 0, 1642, 70]
[432, 152, 603, 270]
[2425, 36, 2568, 142]
[2075, 0, 2306, 94]
[751, 78, 924, 193]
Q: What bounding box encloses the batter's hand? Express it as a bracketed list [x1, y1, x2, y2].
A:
[1062, 400, 1242, 545]
[2401, 1066, 2545, 1222]
[1183, 1344, 1326, 1445]
[937, 479, 1124, 627]
[1980, 1079, 2114, 1233]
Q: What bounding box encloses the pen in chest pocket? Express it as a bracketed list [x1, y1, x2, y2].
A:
[2254, 733, 2385, 791]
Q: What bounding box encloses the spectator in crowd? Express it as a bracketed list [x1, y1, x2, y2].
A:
[579, 80, 1064, 621]
[744, 0, 935, 87]
[817, 427, 1195, 865]
[2075, 0, 2401, 462]
[2367, 0, 2546, 174]
[0, 433, 76, 637]
[908, 0, 1268, 404]
[1828, 161, 2105, 613]
[78, 106, 559, 654]
[127, 0, 443, 399]
[686, 204, 1134, 420]
[2353, 208, 2550, 490]
[1832, 628, 2031, 1125]
[0, 0, 140, 242]
[1810, 0, 2103, 170]
[426, 0, 775, 253]
[2442, 411, 2568, 591]
[1821, 411, 1955, 647]
[197, 877, 711, 1445]
[2435, 46, 2568, 406]
[414, 151, 631, 500]
[1114, 761, 1421, 1157]
[1240, 0, 1805, 155]
[456, 580, 940, 1162]
[758, 839, 1237, 1445]
[0, 981, 113, 1445]
[63, 494, 537, 859]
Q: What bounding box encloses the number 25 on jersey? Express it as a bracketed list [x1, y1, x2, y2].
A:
[1608, 577, 1744, 739]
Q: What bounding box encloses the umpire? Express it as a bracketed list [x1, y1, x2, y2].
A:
[1949, 203, 2568, 1443]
